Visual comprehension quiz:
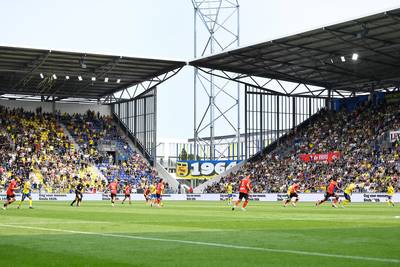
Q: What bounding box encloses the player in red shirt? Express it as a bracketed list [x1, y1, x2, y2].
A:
[232, 175, 252, 211]
[143, 183, 151, 204]
[121, 183, 132, 205]
[155, 179, 164, 208]
[3, 178, 19, 210]
[108, 179, 118, 207]
[316, 177, 340, 208]
[283, 179, 300, 207]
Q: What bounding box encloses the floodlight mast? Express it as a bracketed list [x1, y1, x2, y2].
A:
[192, 0, 240, 161]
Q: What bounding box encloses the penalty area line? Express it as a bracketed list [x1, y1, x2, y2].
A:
[0, 223, 399, 264]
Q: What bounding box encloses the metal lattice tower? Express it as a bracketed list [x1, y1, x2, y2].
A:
[192, 0, 240, 160]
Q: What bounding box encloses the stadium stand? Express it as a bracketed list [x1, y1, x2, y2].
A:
[61, 111, 164, 190]
[205, 99, 400, 193]
[0, 106, 166, 193]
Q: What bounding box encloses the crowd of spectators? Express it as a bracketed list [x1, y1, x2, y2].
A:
[0, 106, 162, 194]
[0, 106, 104, 193]
[97, 152, 164, 192]
[62, 111, 118, 162]
[62, 110, 161, 190]
[206, 100, 400, 193]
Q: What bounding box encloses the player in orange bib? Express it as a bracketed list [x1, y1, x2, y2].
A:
[108, 179, 119, 207]
[155, 179, 164, 208]
[143, 182, 151, 204]
[232, 175, 252, 211]
[316, 177, 340, 208]
[121, 183, 132, 205]
[283, 180, 300, 207]
[3, 178, 19, 210]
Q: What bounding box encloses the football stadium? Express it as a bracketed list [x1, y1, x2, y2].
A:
[1, 1, 400, 266]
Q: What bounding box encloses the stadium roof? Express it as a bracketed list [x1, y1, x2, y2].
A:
[0, 45, 185, 102]
[190, 7, 400, 96]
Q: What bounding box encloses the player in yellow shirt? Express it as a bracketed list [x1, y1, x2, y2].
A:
[340, 182, 356, 207]
[18, 179, 33, 209]
[225, 182, 233, 206]
[387, 183, 395, 207]
[150, 183, 157, 206]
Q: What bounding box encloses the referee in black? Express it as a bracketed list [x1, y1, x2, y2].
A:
[70, 178, 84, 207]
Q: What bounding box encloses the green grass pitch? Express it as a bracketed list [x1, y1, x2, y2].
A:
[0, 201, 399, 267]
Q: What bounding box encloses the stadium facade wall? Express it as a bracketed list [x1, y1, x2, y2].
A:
[332, 92, 385, 112]
[0, 99, 111, 115]
[1, 193, 398, 203]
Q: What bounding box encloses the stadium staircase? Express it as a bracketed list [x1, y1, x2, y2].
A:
[193, 108, 326, 192]
[58, 122, 105, 181]
[155, 161, 179, 192]
[59, 123, 81, 151]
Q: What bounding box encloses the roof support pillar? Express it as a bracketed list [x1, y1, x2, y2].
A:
[52, 97, 56, 114]
[327, 88, 332, 110]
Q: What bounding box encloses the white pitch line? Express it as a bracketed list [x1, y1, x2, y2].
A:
[1, 221, 110, 225]
[0, 223, 399, 264]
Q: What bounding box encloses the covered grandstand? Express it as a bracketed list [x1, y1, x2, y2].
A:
[0, 45, 185, 192]
[190, 7, 400, 192]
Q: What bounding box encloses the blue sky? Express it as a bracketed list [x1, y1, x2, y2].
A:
[1, 0, 399, 139]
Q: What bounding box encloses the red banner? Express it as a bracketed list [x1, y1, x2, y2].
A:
[299, 152, 340, 162]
